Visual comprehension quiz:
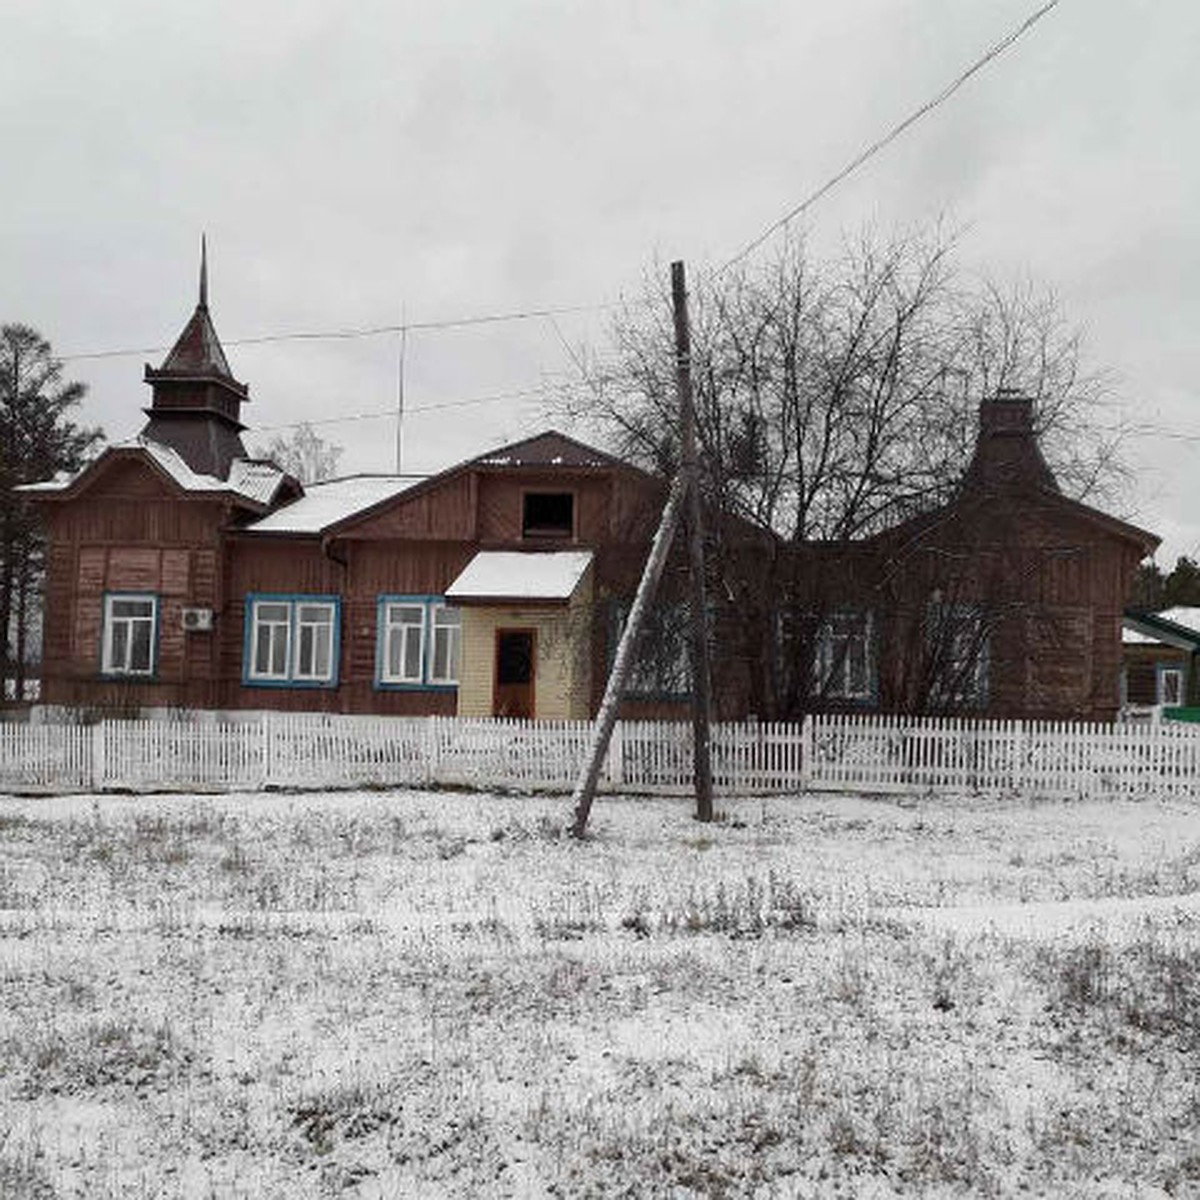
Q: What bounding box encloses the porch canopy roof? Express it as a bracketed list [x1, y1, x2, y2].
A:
[1123, 607, 1200, 650]
[446, 550, 593, 606]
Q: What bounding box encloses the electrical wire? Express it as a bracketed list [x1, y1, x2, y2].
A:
[58, 1, 1066, 441]
[58, 5, 1063, 375]
[246, 376, 612, 435]
[58, 300, 612, 363]
[714, 0, 1063, 276]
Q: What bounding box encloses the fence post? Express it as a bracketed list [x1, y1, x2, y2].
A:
[424, 716, 438, 786]
[604, 720, 624, 789]
[91, 721, 106, 791]
[800, 715, 813, 792]
[261, 710, 272, 787]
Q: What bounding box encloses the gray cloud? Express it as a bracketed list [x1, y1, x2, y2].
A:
[3, 0, 1197, 560]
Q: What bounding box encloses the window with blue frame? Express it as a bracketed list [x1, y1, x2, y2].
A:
[101, 592, 159, 677]
[244, 595, 340, 687]
[376, 597, 460, 688]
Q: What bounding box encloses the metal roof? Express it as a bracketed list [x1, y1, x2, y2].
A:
[242, 475, 417, 534]
[446, 550, 594, 603]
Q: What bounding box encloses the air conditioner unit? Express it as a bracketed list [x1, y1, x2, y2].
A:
[181, 607, 214, 632]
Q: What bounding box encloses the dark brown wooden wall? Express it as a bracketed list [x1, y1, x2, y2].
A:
[864, 496, 1144, 721]
[40, 481, 231, 711]
[35, 448, 1148, 723]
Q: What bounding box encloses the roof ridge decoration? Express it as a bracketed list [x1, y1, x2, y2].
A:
[199, 233, 208, 309]
[147, 239, 245, 392]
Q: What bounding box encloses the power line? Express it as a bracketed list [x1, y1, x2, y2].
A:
[715, 0, 1063, 276]
[58, 2, 1063, 376]
[246, 376, 609, 436]
[1122, 423, 1200, 445]
[59, 300, 612, 363]
[58, 0, 1067, 437]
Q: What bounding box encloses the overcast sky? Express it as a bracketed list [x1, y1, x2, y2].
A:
[3, 1, 1197, 562]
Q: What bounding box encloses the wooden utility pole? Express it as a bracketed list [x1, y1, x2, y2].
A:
[569, 259, 715, 838]
[672, 260, 715, 822]
[570, 475, 687, 838]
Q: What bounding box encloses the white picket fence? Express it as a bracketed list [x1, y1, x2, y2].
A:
[803, 713, 1200, 799]
[0, 710, 1196, 799]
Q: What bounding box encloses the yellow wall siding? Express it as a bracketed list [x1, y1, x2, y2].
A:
[456, 570, 593, 720]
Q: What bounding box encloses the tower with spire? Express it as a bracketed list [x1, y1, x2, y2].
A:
[141, 237, 250, 479]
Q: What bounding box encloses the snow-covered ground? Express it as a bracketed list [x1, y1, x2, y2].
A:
[0, 788, 1197, 1197]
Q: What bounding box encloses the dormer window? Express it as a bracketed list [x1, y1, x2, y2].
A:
[523, 491, 574, 539]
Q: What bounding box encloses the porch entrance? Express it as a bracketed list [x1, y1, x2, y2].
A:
[493, 629, 536, 718]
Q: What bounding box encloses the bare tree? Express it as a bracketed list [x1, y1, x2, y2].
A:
[254, 422, 343, 484]
[562, 224, 1126, 717]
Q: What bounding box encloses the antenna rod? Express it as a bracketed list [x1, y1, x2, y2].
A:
[396, 307, 407, 473]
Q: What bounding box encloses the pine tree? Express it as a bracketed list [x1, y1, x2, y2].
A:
[1162, 556, 1200, 609]
[1, 325, 101, 700]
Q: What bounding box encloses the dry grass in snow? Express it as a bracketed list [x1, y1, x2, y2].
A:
[0, 787, 1198, 1198]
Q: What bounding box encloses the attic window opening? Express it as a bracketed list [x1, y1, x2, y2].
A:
[523, 491, 574, 539]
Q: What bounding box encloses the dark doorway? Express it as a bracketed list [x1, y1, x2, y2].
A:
[494, 629, 536, 718]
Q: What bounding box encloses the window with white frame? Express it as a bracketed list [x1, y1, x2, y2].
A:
[251, 601, 291, 680]
[816, 611, 873, 700]
[294, 602, 336, 682]
[379, 601, 426, 685]
[430, 604, 461, 685]
[1159, 666, 1184, 707]
[245, 595, 339, 687]
[376, 596, 460, 688]
[101, 593, 158, 676]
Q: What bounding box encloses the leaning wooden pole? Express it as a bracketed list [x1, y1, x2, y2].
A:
[672, 260, 715, 822]
[570, 474, 687, 839]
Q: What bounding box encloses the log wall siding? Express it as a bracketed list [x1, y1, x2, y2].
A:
[40, 490, 231, 710]
[342, 472, 477, 541]
[32, 436, 1151, 722]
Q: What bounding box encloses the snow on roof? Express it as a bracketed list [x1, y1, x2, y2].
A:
[468, 430, 621, 470]
[140, 439, 233, 492]
[1123, 606, 1200, 645]
[244, 475, 416, 534]
[1158, 606, 1200, 631]
[17, 470, 76, 493]
[1123, 626, 1162, 646]
[227, 458, 289, 506]
[446, 550, 594, 602]
[16, 438, 286, 506]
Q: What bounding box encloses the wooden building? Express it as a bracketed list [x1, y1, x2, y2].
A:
[1122, 607, 1200, 710]
[759, 395, 1159, 723]
[25, 270, 1158, 723]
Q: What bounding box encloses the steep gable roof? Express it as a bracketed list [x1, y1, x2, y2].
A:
[865, 395, 1158, 560]
[467, 429, 627, 471]
[19, 437, 291, 512]
[238, 429, 651, 539]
